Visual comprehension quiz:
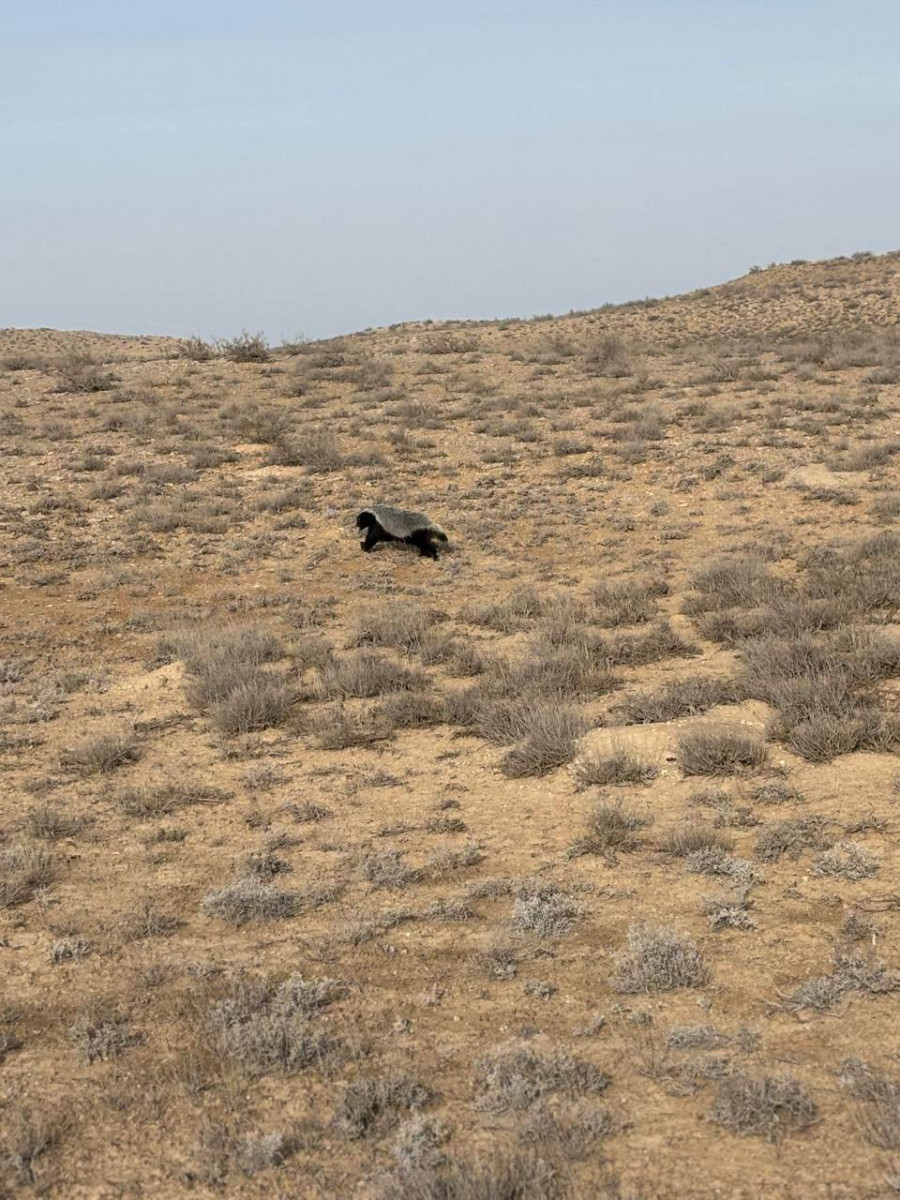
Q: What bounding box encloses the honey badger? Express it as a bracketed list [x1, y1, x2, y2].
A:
[356, 505, 448, 559]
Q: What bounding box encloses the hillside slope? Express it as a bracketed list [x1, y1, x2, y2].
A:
[2, 251, 900, 1199]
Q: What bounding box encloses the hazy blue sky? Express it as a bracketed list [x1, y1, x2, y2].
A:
[2, 1, 898, 339]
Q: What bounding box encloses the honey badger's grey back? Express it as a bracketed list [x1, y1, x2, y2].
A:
[359, 505, 447, 541]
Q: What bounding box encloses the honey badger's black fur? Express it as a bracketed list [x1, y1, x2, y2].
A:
[356, 505, 448, 560]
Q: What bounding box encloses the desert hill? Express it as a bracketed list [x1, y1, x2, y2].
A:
[1, 250, 900, 1198]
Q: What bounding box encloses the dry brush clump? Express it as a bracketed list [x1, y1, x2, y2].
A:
[573, 746, 658, 788]
[677, 728, 767, 775]
[568, 799, 652, 861]
[209, 973, 347, 1076]
[59, 728, 139, 774]
[473, 1041, 610, 1112]
[201, 875, 300, 925]
[709, 1071, 817, 1141]
[1, 1107, 66, 1189]
[612, 924, 711, 992]
[510, 883, 584, 938]
[163, 625, 297, 735]
[840, 1059, 900, 1150]
[498, 705, 590, 778]
[616, 676, 744, 724]
[334, 1074, 434, 1140]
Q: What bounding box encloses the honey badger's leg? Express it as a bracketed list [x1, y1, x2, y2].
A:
[409, 529, 439, 559]
[361, 523, 383, 552]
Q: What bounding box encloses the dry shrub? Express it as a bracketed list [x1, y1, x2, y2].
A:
[1, 1107, 65, 1187]
[209, 973, 346, 1076]
[219, 331, 270, 362]
[709, 1071, 816, 1141]
[201, 877, 299, 924]
[355, 846, 421, 889]
[573, 746, 657, 788]
[54, 352, 117, 393]
[21, 805, 85, 840]
[317, 651, 429, 700]
[176, 335, 214, 361]
[166, 625, 296, 735]
[685, 557, 785, 613]
[584, 333, 632, 377]
[568, 799, 651, 860]
[617, 676, 742, 724]
[350, 604, 437, 651]
[0, 845, 56, 908]
[492, 642, 620, 702]
[115, 780, 225, 818]
[473, 1041, 609, 1112]
[755, 815, 829, 863]
[267, 426, 343, 471]
[209, 677, 297, 736]
[69, 1007, 142, 1063]
[510, 884, 583, 938]
[60, 728, 139, 774]
[662, 823, 734, 857]
[602, 622, 699, 667]
[787, 952, 900, 1012]
[310, 703, 394, 749]
[591, 576, 665, 627]
[612, 924, 711, 992]
[392, 1116, 449, 1172]
[785, 709, 900, 761]
[812, 841, 878, 880]
[840, 1059, 900, 1149]
[379, 1150, 564, 1200]
[677, 728, 766, 775]
[335, 1074, 433, 1140]
[519, 1100, 614, 1161]
[422, 330, 480, 354]
[462, 586, 544, 633]
[499, 705, 589, 778]
[380, 690, 446, 730]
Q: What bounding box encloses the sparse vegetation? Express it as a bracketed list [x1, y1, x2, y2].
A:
[4, 253, 900, 1196]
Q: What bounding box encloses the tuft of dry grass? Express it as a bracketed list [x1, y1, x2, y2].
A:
[612, 924, 711, 992]
[1, 1107, 66, 1187]
[755, 815, 830, 863]
[334, 1074, 433, 1140]
[209, 973, 346, 1076]
[59, 728, 139, 774]
[0, 845, 56, 908]
[165, 625, 296, 734]
[316, 651, 429, 700]
[473, 1041, 609, 1112]
[677, 728, 766, 775]
[69, 1006, 142, 1063]
[201, 876, 300, 925]
[662, 823, 735, 858]
[499, 705, 590, 778]
[812, 841, 878, 880]
[219, 330, 270, 362]
[573, 746, 658, 788]
[617, 676, 743, 724]
[840, 1059, 900, 1150]
[568, 799, 651, 860]
[709, 1071, 817, 1141]
[510, 884, 584, 938]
